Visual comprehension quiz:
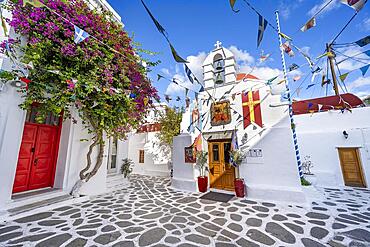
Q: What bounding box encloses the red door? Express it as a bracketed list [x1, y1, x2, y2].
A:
[13, 107, 62, 193]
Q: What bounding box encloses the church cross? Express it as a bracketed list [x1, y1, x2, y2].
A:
[214, 41, 222, 49]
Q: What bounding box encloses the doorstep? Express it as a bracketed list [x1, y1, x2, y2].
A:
[0, 188, 88, 223]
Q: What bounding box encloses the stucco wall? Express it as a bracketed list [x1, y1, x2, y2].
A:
[295, 107, 370, 187]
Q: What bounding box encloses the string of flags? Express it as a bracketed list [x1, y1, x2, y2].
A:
[141, 0, 188, 63]
[339, 63, 370, 82]
[341, 0, 368, 12]
[257, 14, 268, 47]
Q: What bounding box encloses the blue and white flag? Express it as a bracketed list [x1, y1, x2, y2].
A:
[257, 14, 268, 47]
[74, 25, 90, 44]
[231, 129, 239, 150]
[360, 64, 370, 76]
[184, 64, 194, 84]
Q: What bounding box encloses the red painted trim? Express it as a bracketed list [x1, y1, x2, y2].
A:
[50, 113, 64, 188]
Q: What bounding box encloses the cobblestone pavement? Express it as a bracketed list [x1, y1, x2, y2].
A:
[0, 175, 370, 247]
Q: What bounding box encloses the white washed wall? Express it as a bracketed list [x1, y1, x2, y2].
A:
[295, 107, 370, 187]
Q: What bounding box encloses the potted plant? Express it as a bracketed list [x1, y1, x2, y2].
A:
[195, 151, 209, 193]
[120, 158, 133, 179]
[230, 150, 247, 197]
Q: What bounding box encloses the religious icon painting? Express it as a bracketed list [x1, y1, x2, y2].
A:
[210, 100, 232, 126]
[184, 146, 196, 163]
[242, 90, 263, 129]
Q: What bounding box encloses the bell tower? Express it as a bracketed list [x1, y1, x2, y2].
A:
[202, 41, 237, 89]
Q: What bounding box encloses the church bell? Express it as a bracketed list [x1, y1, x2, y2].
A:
[215, 72, 224, 84]
[215, 60, 223, 71]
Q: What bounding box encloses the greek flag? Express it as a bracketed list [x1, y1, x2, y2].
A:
[257, 14, 268, 47]
[184, 64, 194, 84]
[74, 26, 90, 44]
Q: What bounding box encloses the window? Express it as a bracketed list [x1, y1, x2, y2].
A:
[212, 144, 219, 162]
[139, 150, 144, 163]
[25, 105, 60, 126]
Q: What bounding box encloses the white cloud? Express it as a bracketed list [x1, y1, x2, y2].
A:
[164, 64, 200, 95]
[228, 46, 255, 65]
[335, 46, 370, 72]
[308, 0, 341, 17]
[278, 0, 305, 19]
[347, 76, 370, 91]
[186, 52, 207, 83]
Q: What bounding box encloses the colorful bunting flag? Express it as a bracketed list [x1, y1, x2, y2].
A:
[322, 79, 331, 87]
[316, 51, 333, 60]
[360, 64, 370, 76]
[231, 129, 239, 150]
[164, 94, 171, 102]
[339, 72, 349, 82]
[176, 96, 181, 102]
[194, 92, 199, 102]
[170, 44, 188, 63]
[308, 102, 314, 109]
[157, 74, 164, 81]
[184, 64, 194, 84]
[306, 84, 315, 89]
[266, 76, 278, 85]
[257, 14, 268, 47]
[74, 25, 90, 44]
[278, 79, 286, 85]
[185, 97, 190, 108]
[318, 104, 323, 112]
[355, 35, 370, 47]
[229, 0, 240, 13]
[140, 0, 167, 38]
[301, 17, 316, 32]
[340, 0, 367, 12]
[289, 63, 299, 72]
[259, 53, 271, 63]
[23, 0, 45, 7]
[281, 42, 294, 57]
[364, 50, 370, 57]
[293, 75, 301, 82]
[279, 32, 292, 41]
[185, 88, 189, 97]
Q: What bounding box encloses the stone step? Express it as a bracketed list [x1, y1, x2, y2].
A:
[8, 194, 72, 216]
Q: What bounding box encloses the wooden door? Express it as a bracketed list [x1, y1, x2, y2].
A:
[209, 141, 235, 191]
[28, 126, 58, 190]
[12, 125, 38, 193]
[13, 105, 62, 193]
[209, 142, 224, 185]
[338, 148, 366, 188]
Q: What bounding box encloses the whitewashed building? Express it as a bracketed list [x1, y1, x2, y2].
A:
[120, 103, 171, 177]
[172, 43, 370, 203]
[0, 0, 131, 219]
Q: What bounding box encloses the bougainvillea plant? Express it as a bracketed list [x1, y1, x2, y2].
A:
[2, 0, 159, 191]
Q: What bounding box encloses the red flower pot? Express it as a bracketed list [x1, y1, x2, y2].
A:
[197, 176, 208, 193]
[234, 178, 245, 198]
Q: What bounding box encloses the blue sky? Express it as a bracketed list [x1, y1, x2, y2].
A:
[108, 0, 370, 105]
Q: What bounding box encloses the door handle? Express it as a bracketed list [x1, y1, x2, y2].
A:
[34, 158, 38, 166]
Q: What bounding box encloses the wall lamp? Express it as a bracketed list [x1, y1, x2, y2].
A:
[343, 131, 349, 139]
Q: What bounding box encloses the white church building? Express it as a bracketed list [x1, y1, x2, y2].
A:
[171, 42, 370, 203]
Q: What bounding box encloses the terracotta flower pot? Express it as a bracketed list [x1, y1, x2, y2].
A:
[197, 176, 208, 193]
[234, 178, 245, 198]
